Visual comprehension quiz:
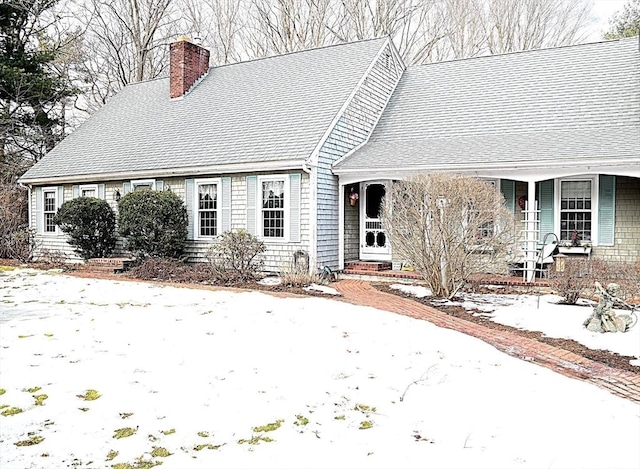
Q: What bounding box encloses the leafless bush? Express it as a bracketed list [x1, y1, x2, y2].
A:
[586, 259, 640, 302]
[548, 258, 640, 304]
[280, 251, 324, 287]
[126, 257, 213, 283]
[206, 230, 266, 284]
[382, 173, 518, 298]
[0, 183, 36, 261]
[548, 257, 592, 304]
[34, 249, 71, 269]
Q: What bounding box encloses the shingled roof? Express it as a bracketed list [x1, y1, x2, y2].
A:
[20, 37, 388, 184]
[334, 37, 640, 175]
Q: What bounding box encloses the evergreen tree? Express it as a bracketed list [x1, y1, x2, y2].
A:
[605, 0, 640, 39]
[0, 0, 77, 180]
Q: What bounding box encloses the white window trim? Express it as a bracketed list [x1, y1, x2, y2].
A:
[554, 175, 599, 246]
[42, 186, 60, 235]
[257, 175, 290, 242]
[131, 179, 156, 191]
[465, 178, 499, 240]
[193, 178, 222, 240]
[79, 184, 98, 198]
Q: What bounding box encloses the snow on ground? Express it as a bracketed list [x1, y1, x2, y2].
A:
[304, 283, 340, 295]
[1, 267, 639, 469]
[392, 283, 640, 363]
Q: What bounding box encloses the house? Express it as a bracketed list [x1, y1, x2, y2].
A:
[18, 35, 640, 280]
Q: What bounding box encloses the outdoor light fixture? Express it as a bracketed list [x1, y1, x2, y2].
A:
[554, 253, 567, 273]
[114, 189, 121, 202]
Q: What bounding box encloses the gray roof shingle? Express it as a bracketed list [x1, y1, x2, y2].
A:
[21, 38, 388, 183]
[334, 38, 640, 173]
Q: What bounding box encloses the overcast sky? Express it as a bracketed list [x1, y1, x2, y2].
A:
[588, 0, 628, 40]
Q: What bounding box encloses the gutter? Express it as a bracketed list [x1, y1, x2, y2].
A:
[18, 159, 305, 185]
[333, 157, 640, 175]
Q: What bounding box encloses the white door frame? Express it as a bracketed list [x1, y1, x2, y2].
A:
[359, 180, 392, 261]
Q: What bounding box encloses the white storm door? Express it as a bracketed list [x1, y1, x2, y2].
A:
[359, 181, 391, 261]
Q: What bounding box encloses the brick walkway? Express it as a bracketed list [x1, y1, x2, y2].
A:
[332, 279, 640, 404]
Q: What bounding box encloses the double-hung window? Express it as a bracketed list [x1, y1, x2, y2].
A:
[196, 180, 220, 238]
[43, 189, 58, 233]
[560, 180, 592, 242]
[80, 185, 97, 198]
[470, 179, 498, 240]
[246, 174, 299, 242]
[132, 179, 156, 191]
[261, 178, 286, 238]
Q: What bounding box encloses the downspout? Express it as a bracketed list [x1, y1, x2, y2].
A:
[19, 183, 33, 259]
[302, 160, 318, 275]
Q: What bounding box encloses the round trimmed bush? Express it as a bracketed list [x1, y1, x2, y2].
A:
[117, 190, 188, 259]
[54, 197, 116, 259]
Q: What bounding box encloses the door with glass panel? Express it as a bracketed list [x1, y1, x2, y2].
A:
[359, 181, 391, 261]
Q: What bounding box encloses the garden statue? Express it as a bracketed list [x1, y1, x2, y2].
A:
[583, 282, 638, 333]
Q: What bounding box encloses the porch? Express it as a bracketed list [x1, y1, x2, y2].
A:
[340, 261, 550, 287]
[337, 175, 639, 284]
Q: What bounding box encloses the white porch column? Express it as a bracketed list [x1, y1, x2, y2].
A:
[525, 181, 538, 283]
[338, 182, 345, 270]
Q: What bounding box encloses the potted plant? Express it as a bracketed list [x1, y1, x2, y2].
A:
[349, 188, 359, 206]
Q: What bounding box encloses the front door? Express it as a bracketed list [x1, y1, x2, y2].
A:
[360, 181, 391, 261]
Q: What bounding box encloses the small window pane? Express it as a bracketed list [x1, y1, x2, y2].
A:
[44, 192, 55, 212]
[197, 183, 218, 237]
[199, 184, 217, 210]
[560, 180, 592, 241]
[44, 213, 55, 232]
[261, 180, 285, 238]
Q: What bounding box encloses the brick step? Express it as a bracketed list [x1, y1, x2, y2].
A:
[84, 257, 135, 273]
[341, 269, 421, 280]
[344, 261, 392, 272]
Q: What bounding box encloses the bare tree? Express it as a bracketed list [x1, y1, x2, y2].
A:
[74, 0, 178, 111]
[178, 0, 245, 64]
[433, 0, 487, 60]
[485, 0, 591, 55]
[382, 174, 518, 299]
[244, 0, 334, 56]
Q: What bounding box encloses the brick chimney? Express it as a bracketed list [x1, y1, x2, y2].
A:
[170, 36, 210, 99]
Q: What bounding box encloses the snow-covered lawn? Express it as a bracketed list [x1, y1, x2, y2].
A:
[1, 267, 639, 469]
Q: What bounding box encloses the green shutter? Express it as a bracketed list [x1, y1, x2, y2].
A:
[289, 173, 301, 242]
[123, 182, 131, 195]
[156, 180, 164, 192]
[221, 177, 231, 233]
[35, 187, 43, 233]
[57, 186, 64, 206]
[500, 179, 515, 213]
[598, 175, 615, 246]
[97, 184, 105, 199]
[538, 179, 554, 243]
[72, 185, 79, 198]
[246, 176, 257, 236]
[185, 179, 195, 240]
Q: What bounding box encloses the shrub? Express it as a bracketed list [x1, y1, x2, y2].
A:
[382, 173, 518, 298]
[53, 197, 116, 259]
[206, 230, 265, 284]
[280, 251, 325, 287]
[548, 258, 592, 304]
[117, 190, 188, 259]
[549, 258, 640, 304]
[585, 259, 640, 302]
[0, 183, 35, 261]
[126, 257, 213, 283]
